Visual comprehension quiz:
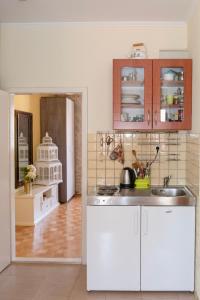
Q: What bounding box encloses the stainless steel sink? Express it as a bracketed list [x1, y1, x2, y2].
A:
[87, 186, 196, 206]
[151, 188, 186, 197]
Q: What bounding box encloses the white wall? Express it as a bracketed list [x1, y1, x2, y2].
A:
[188, 5, 200, 298]
[188, 6, 200, 132]
[0, 22, 187, 132]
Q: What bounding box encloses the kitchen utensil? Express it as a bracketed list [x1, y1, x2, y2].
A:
[117, 142, 124, 164]
[98, 135, 105, 161]
[109, 145, 120, 160]
[120, 167, 137, 189]
[138, 162, 145, 178]
[132, 150, 139, 163]
[132, 150, 141, 175]
[106, 135, 114, 156]
[132, 162, 140, 170]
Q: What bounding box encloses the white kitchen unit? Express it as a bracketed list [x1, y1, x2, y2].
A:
[141, 206, 195, 291]
[87, 206, 140, 291]
[15, 184, 59, 226]
[87, 203, 195, 291]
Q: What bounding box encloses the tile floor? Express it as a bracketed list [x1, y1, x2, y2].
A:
[16, 195, 81, 258]
[0, 263, 195, 300]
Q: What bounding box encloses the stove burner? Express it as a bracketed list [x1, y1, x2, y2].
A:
[97, 185, 118, 196]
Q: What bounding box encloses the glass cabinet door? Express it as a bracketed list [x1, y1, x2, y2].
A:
[121, 67, 144, 122]
[113, 59, 152, 130]
[153, 60, 192, 130]
[160, 67, 184, 123]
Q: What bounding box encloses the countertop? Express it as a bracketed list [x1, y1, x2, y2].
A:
[87, 186, 196, 206]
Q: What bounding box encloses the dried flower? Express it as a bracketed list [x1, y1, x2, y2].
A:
[23, 164, 37, 183]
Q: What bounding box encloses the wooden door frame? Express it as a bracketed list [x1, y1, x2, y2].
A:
[8, 87, 88, 264]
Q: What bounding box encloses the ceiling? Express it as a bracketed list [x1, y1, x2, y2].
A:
[0, 0, 197, 23]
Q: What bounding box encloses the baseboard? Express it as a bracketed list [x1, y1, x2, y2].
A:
[12, 257, 82, 264]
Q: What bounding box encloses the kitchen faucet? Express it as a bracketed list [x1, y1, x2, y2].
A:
[163, 176, 171, 188]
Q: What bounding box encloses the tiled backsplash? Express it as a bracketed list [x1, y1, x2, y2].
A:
[88, 132, 190, 194]
[185, 134, 200, 299]
[186, 133, 200, 197]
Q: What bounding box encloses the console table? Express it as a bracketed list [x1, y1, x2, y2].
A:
[15, 184, 59, 226]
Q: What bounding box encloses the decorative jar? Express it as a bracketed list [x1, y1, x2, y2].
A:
[24, 181, 32, 194]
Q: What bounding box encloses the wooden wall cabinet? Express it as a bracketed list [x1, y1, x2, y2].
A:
[113, 59, 192, 131]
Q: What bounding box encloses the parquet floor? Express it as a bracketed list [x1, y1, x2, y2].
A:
[16, 195, 81, 258]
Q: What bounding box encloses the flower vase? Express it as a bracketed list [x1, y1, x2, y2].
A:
[24, 181, 32, 194]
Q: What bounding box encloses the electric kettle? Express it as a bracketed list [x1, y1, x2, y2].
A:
[120, 167, 137, 189]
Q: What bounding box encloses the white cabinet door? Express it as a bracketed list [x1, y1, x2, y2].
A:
[0, 92, 11, 272]
[87, 206, 140, 291]
[34, 195, 43, 223]
[141, 206, 195, 291]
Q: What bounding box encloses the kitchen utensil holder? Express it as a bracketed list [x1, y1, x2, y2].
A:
[89, 131, 187, 189]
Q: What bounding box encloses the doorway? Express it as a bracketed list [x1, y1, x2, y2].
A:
[9, 87, 87, 263]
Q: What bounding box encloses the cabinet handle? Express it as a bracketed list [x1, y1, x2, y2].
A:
[147, 110, 150, 126]
[154, 110, 158, 126]
[134, 211, 139, 235]
[143, 210, 148, 235]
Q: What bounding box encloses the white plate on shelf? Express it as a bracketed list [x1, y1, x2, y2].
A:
[122, 99, 141, 104]
[122, 98, 144, 104]
[122, 94, 141, 103]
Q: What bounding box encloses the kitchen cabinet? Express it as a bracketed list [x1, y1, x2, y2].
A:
[87, 206, 140, 291]
[113, 59, 192, 130]
[113, 59, 152, 130]
[87, 205, 195, 291]
[141, 206, 195, 291]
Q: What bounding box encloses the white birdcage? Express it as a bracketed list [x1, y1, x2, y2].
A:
[35, 132, 63, 185]
[37, 132, 58, 161]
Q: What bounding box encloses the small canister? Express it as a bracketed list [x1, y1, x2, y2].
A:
[178, 71, 184, 81]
